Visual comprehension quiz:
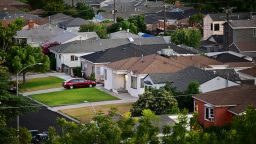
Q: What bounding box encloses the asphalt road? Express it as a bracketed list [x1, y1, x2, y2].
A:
[8, 106, 73, 133]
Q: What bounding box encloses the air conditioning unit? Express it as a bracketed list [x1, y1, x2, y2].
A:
[158, 48, 177, 56]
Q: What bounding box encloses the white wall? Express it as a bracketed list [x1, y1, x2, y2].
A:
[200, 76, 239, 93]
[126, 72, 147, 97]
[104, 67, 113, 90]
[203, 15, 225, 40]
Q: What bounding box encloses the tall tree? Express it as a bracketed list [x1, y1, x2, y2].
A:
[0, 18, 24, 51]
[6, 45, 50, 84]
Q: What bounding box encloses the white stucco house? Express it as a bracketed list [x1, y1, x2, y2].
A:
[144, 66, 239, 93]
[103, 54, 226, 97]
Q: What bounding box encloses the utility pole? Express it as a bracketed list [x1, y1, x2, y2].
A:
[113, 0, 116, 23]
[163, 2, 167, 33]
[71, 0, 74, 7]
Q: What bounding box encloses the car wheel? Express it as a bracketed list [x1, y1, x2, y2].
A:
[70, 85, 73, 89]
[89, 84, 92, 88]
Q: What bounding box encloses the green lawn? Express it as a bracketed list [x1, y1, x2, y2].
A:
[31, 88, 119, 106]
[20, 76, 64, 92]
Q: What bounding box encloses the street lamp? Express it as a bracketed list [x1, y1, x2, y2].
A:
[16, 63, 43, 132]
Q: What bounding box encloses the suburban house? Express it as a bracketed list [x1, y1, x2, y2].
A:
[207, 69, 241, 84]
[81, 43, 196, 82]
[223, 18, 256, 57]
[144, 66, 239, 93]
[145, 6, 199, 32]
[200, 35, 224, 52]
[45, 31, 98, 45]
[48, 13, 73, 26]
[50, 37, 167, 75]
[104, 54, 223, 97]
[58, 17, 90, 31]
[14, 24, 65, 47]
[63, 0, 107, 8]
[193, 86, 256, 127]
[238, 66, 256, 85]
[0, 0, 29, 12]
[203, 13, 251, 40]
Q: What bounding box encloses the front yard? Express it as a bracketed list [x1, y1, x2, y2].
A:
[60, 103, 133, 123]
[31, 88, 119, 106]
[20, 76, 64, 92]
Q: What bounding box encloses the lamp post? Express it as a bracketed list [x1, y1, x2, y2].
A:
[16, 63, 43, 132]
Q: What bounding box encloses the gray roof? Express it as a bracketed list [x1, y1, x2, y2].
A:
[0, 12, 42, 20]
[50, 37, 168, 53]
[110, 30, 140, 39]
[70, 31, 99, 39]
[208, 69, 241, 82]
[208, 13, 251, 21]
[229, 19, 256, 28]
[49, 31, 79, 44]
[49, 13, 73, 25]
[15, 24, 64, 44]
[147, 66, 217, 92]
[59, 18, 90, 28]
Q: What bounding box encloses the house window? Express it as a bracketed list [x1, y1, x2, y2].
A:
[131, 76, 137, 89]
[214, 24, 220, 31]
[253, 29, 256, 38]
[71, 55, 78, 61]
[59, 54, 61, 59]
[140, 78, 144, 88]
[104, 69, 107, 80]
[194, 100, 198, 112]
[211, 23, 213, 30]
[205, 104, 214, 121]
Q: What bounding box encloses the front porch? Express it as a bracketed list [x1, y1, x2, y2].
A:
[112, 71, 128, 94]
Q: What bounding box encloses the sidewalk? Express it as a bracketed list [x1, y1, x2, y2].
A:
[11, 72, 73, 81]
[50, 99, 137, 111]
[22, 87, 65, 96]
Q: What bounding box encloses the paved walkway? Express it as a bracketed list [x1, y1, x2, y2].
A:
[22, 87, 65, 96]
[11, 72, 73, 81]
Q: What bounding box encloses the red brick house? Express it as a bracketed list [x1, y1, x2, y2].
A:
[193, 86, 256, 127]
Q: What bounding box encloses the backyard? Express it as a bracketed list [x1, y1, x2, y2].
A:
[60, 103, 133, 123]
[20, 76, 64, 92]
[31, 88, 119, 106]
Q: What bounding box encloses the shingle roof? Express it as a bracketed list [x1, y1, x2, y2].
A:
[110, 30, 140, 39]
[50, 37, 167, 53]
[208, 69, 241, 81]
[81, 43, 196, 63]
[194, 86, 256, 114]
[15, 24, 64, 44]
[107, 54, 222, 74]
[49, 13, 73, 25]
[59, 18, 90, 28]
[210, 53, 250, 63]
[208, 13, 251, 21]
[148, 66, 217, 91]
[239, 66, 256, 77]
[229, 19, 256, 28]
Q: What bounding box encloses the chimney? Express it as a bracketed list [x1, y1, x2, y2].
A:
[141, 54, 144, 62]
[28, 20, 34, 29]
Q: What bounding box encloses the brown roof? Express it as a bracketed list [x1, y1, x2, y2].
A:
[194, 86, 256, 115]
[226, 62, 255, 68]
[107, 54, 222, 74]
[235, 42, 256, 52]
[239, 66, 256, 77]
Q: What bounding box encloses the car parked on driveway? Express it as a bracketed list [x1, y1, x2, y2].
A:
[63, 78, 96, 89]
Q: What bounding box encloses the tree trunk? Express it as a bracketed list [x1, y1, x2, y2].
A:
[22, 72, 26, 84]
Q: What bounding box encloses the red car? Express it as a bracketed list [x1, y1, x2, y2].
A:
[63, 78, 96, 89]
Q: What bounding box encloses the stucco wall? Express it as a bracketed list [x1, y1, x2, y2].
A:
[200, 76, 239, 93]
[104, 67, 113, 90]
[203, 15, 225, 40]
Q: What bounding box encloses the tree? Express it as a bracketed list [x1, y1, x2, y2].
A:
[6, 45, 50, 84]
[44, 0, 65, 15]
[171, 28, 201, 48]
[19, 127, 32, 144]
[75, 2, 95, 20]
[131, 87, 178, 116]
[80, 23, 108, 39]
[189, 13, 204, 27]
[0, 18, 24, 51]
[176, 81, 200, 112]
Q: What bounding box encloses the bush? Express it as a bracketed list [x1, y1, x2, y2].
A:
[88, 72, 96, 81]
[73, 67, 82, 77]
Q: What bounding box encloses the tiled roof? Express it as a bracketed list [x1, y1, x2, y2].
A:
[226, 62, 255, 68]
[239, 66, 256, 77]
[194, 86, 256, 115]
[208, 69, 241, 81]
[208, 13, 251, 21]
[229, 19, 256, 28]
[110, 31, 140, 39]
[210, 53, 251, 63]
[59, 18, 90, 28]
